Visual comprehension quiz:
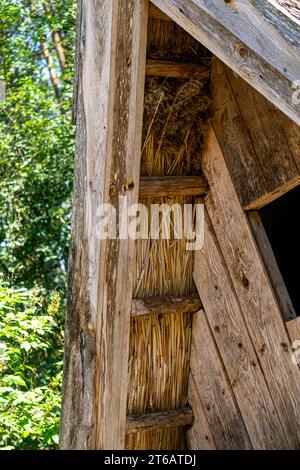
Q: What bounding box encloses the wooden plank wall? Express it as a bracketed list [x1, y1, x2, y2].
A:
[210, 60, 300, 210]
[189, 60, 300, 450]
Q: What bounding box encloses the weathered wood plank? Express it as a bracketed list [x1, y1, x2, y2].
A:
[187, 375, 216, 450]
[248, 211, 296, 322]
[189, 309, 252, 450]
[146, 59, 210, 79]
[193, 211, 290, 449]
[60, 0, 148, 450]
[139, 176, 208, 198]
[125, 407, 194, 434]
[275, 108, 300, 173]
[151, 0, 300, 125]
[211, 60, 300, 210]
[226, 66, 300, 208]
[203, 124, 300, 449]
[176, 0, 300, 83]
[210, 59, 267, 209]
[131, 295, 202, 318]
[257, 0, 300, 48]
[287, 317, 300, 344]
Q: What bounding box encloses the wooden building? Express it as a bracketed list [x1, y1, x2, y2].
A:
[60, 0, 300, 450]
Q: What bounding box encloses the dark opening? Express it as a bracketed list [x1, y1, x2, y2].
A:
[259, 185, 300, 316]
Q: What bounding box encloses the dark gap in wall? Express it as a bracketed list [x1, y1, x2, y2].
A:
[260, 185, 300, 315]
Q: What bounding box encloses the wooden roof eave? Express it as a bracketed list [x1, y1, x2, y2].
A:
[151, 0, 300, 126]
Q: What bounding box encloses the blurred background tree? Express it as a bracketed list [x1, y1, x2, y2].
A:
[0, 0, 77, 449]
[0, 0, 76, 293]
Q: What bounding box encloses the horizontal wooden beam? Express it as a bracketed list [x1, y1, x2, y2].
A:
[131, 295, 202, 318]
[125, 406, 194, 434]
[151, 0, 300, 126]
[139, 176, 208, 198]
[149, 3, 171, 21]
[146, 59, 210, 79]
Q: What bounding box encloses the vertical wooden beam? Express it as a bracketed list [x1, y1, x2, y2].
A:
[60, 0, 148, 449]
[202, 124, 300, 449]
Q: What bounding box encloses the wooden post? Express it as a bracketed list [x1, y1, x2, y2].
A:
[60, 0, 148, 449]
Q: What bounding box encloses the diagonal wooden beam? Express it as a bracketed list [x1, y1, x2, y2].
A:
[60, 0, 149, 450]
[174, 0, 300, 83]
[210, 60, 300, 210]
[202, 124, 300, 448]
[151, 0, 300, 126]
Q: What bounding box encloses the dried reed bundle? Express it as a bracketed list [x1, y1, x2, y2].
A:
[127, 43, 210, 449]
[125, 428, 186, 451]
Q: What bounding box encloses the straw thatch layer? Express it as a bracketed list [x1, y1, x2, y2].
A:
[127, 311, 193, 414]
[125, 427, 186, 450]
[126, 17, 211, 451]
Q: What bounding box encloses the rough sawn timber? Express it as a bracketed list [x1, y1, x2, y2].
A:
[202, 124, 300, 449]
[60, 0, 148, 449]
[210, 60, 300, 210]
[146, 59, 210, 79]
[131, 295, 202, 318]
[193, 212, 289, 449]
[151, 0, 300, 125]
[139, 176, 208, 198]
[125, 407, 194, 434]
[169, 0, 300, 82]
[188, 309, 252, 450]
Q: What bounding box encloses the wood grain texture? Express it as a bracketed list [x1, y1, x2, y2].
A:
[149, 3, 171, 21]
[60, 0, 148, 450]
[193, 211, 289, 449]
[203, 124, 300, 449]
[187, 375, 216, 450]
[180, 0, 300, 83]
[189, 309, 252, 450]
[287, 317, 300, 344]
[226, 66, 300, 209]
[211, 60, 300, 210]
[248, 211, 296, 322]
[139, 176, 208, 198]
[125, 407, 194, 434]
[275, 108, 300, 173]
[151, 0, 300, 125]
[146, 59, 210, 79]
[131, 295, 202, 318]
[257, 0, 300, 48]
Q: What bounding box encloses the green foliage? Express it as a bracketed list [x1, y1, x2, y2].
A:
[0, 0, 76, 293]
[0, 0, 77, 449]
[0, 283, 63, 449]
